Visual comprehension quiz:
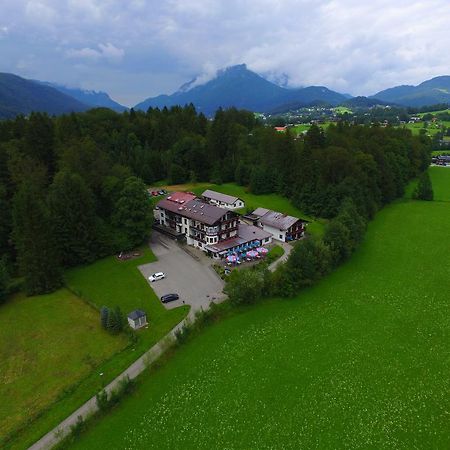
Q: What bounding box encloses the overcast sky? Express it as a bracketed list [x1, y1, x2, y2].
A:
[1, 0, 449, 106]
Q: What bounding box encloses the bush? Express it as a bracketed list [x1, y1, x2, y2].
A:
[95, 376, 135, 412]
[108, 375, 135, 407]
[69, 415, 86, 440]
[413, 171, 434, 201]
[274, 237, 332, 297]
[95, 390, 109, 411]
[265, 245, 285, 265]
[174, 323, 191, 345]
[224, 267, 268, 306]
[323, 218, 352, 266]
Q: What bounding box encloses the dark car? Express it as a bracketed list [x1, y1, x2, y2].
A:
[160, 293, 179, 303]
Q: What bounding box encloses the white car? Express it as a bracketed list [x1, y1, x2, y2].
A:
[149, 272, 165, 282]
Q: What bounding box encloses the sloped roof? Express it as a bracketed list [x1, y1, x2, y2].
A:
[157, 197, 232, 225]
[127, 309, 146, 320]
[202, 189, 241, 204]
[252, 207, 270, 217]
[252, 208, 303, 231]
[205, 223, 271, 253]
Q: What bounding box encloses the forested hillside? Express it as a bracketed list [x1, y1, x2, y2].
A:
[0, 73, 88, 118]
[0, 106, 430, 298]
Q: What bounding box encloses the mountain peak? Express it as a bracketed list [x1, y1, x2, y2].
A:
[135, 64, 347, 115]
[219, 63, 248, 74]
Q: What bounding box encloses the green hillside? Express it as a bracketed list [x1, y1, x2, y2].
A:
[69, 169, 450, 450]
[0, 73, 87, 118]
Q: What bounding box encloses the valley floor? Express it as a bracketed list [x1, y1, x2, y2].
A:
[67, 168, 450, 449]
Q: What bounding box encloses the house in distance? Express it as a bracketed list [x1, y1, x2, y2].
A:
[202, 189, 245, 210]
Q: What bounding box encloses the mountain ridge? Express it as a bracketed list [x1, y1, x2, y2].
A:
[36, 82, 127, 112]
[134, 64, 348, 115]
[0, 73, 88, 118]
[371, 76, 450, 107]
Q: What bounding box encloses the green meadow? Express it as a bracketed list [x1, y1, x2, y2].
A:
[429, 166, 450, 201]
[69, 169, 450, 449]
[0, 290, 127, 447]
[2, 247, 188, 450]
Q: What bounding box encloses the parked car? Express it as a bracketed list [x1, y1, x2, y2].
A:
[151, 191, 159, 196]
[160, 293, 179, 303]
[158, 190, 165, 195]
[149, 272, 165, 282]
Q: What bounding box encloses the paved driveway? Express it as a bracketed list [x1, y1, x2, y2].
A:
[139, 233, 225, 314]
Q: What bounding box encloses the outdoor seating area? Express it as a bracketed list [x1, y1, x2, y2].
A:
[224, 242, 269, 266]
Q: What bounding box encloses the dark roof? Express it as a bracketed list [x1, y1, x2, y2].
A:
[127, 309, 146, 320]
[202, 189, 241, 204]
[252, 208, 306, 230]
[157, 198, 232, 225]
[205, 223, 271, 253]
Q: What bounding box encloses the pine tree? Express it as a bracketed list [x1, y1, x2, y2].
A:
[12, 181, 62, 295]
[100, 306, 109, 329]
[112, 177, 153, 250]
[47, 170, 99, 266]
[24, 112, 56, 175]
[106, 306, 124, 334]
[106, 308, 117, 333]
[113, 306, 124, 333]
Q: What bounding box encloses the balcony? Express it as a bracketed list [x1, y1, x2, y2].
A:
[191, 224, 220, 236]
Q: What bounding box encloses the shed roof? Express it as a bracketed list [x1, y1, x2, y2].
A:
[202, 189, 241, 205]
[127, 309, 146, 321]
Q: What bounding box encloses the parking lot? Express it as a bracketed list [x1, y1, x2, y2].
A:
[139, 232, 225, 314]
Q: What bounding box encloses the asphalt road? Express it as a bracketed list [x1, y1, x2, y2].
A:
[139, 233, 225, 314]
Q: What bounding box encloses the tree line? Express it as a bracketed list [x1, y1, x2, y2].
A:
[0, 104, 430, 299]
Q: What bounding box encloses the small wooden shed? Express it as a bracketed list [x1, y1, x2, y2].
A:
[127, 309, 147, 330]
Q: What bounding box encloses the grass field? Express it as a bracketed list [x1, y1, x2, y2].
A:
[417, 108, 450, 117]
[65, 246, 189, 352]
[0, 290, 127, 445]
[401, 122, 442, 136]
[159, 182, 325, 237]
[69, 171, 450, 449]
[290, 123, 311, 134]
[429, 165, 450, 201]
[3, 247, 188, 450]
[333, 106, 352, 115]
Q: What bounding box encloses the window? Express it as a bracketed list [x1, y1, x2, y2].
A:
[279, 234, 283, 239]
[184, 218, 187, 224]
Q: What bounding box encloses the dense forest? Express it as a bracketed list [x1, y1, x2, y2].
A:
[0, 105, 430, 298]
